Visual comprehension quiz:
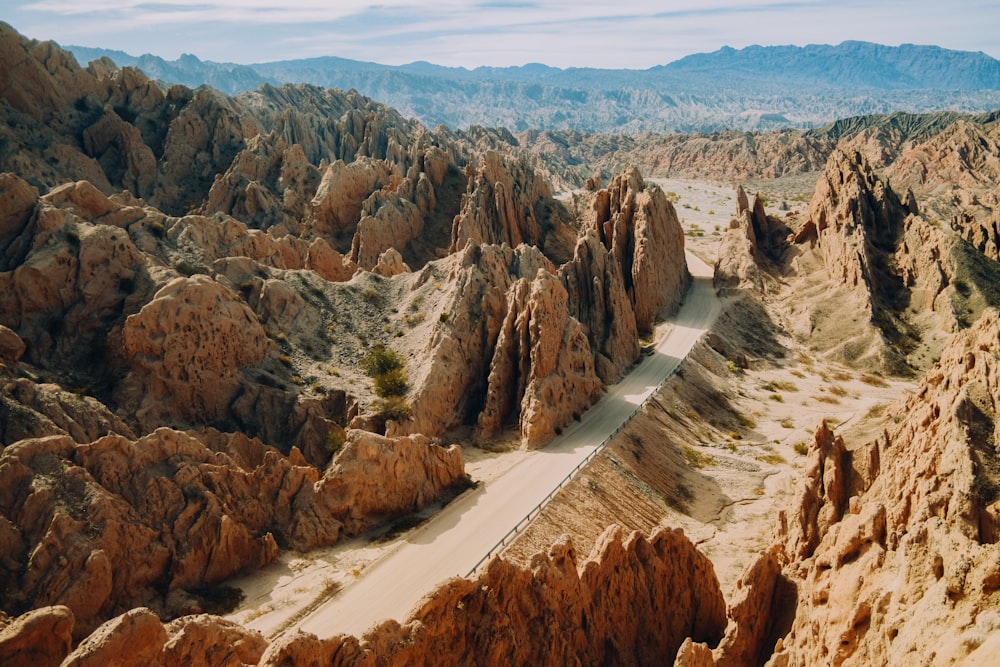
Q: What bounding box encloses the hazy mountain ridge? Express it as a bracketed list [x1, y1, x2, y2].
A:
[64, 41, 1000, 134]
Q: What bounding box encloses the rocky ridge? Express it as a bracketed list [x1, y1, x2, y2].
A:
[2, 524, 727, 666]
[676, 309, 1000, 666]
[0, 427, 465, 637]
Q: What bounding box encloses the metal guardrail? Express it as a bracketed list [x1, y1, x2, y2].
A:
[464, 351, 687, 578]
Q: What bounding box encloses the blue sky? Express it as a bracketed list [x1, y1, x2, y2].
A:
[3, 1, 998, 68]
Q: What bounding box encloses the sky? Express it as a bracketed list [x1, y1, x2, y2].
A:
[3, 1, 999, 69]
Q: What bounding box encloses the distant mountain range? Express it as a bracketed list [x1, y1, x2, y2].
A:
[66, 41, 1000, 134]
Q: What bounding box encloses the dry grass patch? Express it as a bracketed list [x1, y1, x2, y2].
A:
[861, 373, 890, 388]
[681, 445, 716, 468]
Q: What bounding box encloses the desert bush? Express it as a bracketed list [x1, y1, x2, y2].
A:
[374, 368, 409, 397]
[361, 344, 404, 377]
[860, 373, 889, 388]
[373, 396, 411, 421]
[325, 430, 345, 454]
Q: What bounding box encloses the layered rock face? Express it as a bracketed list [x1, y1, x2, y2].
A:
[397, 242, 603, 449]
[0, 428, 466, 637]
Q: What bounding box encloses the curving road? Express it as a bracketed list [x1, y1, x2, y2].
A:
[290, 251, 720, 639]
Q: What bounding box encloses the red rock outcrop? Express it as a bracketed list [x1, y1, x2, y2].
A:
[119, 275, 271, 428]
[588, 166, 690, 333]
[396, 242, 606, 449]
[0, 378, 136, 446]
[0, 605, 74, 667]
[0, 427, 467, 636]
[263, 525, 726, 666]
[0, 605, 268, 667]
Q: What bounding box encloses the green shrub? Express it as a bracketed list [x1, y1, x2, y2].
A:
[793, 441, 809, 456]
[325, 430, 345, 454]
[374, 368, 409, 397]
[373, 396, 411, 421]
[360, 344, 404, 377]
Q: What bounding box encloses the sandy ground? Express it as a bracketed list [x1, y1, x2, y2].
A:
[662, 347, 912, 591]
[226, 177, 913, 633]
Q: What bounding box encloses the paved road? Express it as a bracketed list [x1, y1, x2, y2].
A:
[292, 251, 720, 638]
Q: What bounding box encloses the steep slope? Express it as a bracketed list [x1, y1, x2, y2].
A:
[716, 148, 1000, 375]
[679, 310, 1000, 666]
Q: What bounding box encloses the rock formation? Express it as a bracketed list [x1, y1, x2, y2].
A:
[264, 525, 726, 666]
[0, 427, 466, 635]
[0, 605, 75, 667]
[477, 269, 602, 448]
[763, 313, 1000, 666]
[120, 275, 271, 428]
[714, 185, 778, 292]
[397, 242, 603, 448]
[782, 149, 1000, 373]
[450, 149, 577, 264]
[587, 166, 690, 334]
[559, 229, 640, 383]
[677, 311, 1000, 666]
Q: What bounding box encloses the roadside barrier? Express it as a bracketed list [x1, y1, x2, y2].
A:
[464, 349, 689, 577]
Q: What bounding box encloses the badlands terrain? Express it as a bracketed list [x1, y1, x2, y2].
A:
[2, 20, 1000, 666]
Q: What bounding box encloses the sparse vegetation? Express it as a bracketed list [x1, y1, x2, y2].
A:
[325, 430, 345, 454]
[794, 441, 809, 456]
[372, 396, 411, 421]
[865, 402, 889, 419]
[780, 418, 794, 428]
[374, 368, 409, 397]
[756, 452, 786, 465]
[860, 373, 890, 388]
[681, 445, 716, 468]
[360, 344, 405, 378]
